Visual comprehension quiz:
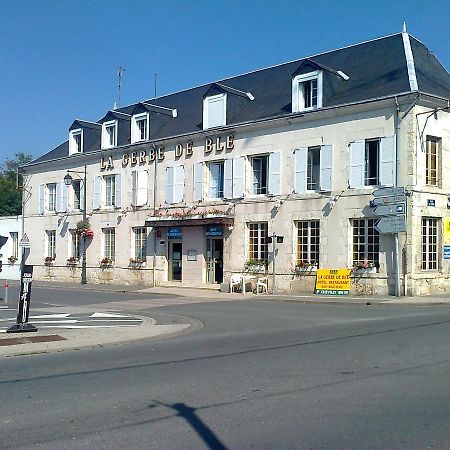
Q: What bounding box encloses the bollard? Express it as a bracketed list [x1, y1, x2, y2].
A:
[4, 281, 9, 304]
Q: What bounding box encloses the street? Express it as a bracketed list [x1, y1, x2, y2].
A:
[1, 285, 449, 449]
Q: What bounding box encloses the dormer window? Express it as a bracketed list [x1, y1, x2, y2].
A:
[203, 93, 227, 129]
[101, 120, 117, 149]
[292, 70, 323, 113]
[69, 129, 83, 154]
[131, 113, 149, 144]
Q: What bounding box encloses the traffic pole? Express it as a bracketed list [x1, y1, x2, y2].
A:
[4, 281, 9, 304]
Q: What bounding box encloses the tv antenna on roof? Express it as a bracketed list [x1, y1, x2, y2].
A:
[114, 65, 126, 109]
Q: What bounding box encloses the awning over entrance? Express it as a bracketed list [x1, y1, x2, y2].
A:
[145, 214, 234, 228]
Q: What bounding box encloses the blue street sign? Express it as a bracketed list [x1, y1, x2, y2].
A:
[205, 226, 224, 237]
[444, 245, 450, 259]
[373, 203, 406, 217]
[167, 227, 182, 239]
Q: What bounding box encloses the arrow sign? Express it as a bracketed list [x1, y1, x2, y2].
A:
[373, 187, 405, 197]
[370, 194, 406, 206]
[375, 216, 406, 234]
[373, 203, 405, 217]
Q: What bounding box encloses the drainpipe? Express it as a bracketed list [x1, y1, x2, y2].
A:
[152, 144, 158, 287]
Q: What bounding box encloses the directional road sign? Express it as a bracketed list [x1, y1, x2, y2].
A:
[373, 203, 405, 217]
[375, 216, 406, 234]
[370, 194, 406, 206]
[372, 187, 405, 197]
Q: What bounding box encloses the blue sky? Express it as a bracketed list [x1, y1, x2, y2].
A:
[1, 0, 449, 166]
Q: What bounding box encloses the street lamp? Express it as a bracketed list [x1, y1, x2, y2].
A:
[63, 166, 87, 284]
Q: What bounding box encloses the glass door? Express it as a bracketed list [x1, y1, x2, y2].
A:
[206, 238, 224, 284]
[169, 241, 182, 281]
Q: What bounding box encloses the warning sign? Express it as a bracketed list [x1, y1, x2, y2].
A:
[19, 233, 30, 248]
[315, 269, 351, 296]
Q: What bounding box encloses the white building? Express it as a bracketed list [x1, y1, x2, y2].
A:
[0, 216, 22, 280]
[22, 29, 450, 296]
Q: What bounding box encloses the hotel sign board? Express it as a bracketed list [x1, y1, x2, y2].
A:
[315, 269, 351, 296]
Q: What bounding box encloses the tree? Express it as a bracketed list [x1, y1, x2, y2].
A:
[0, 152, 33, 216]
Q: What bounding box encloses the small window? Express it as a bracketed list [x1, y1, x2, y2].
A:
[352, 218, 379, 267]
[46, 230, 56, 258]
[297, 220, 320, 266]
[292, 71, 323, 112]
[47, 183, 57, 211]
[104, 175, 116, 207]
[131, 113, 149, 143]
[209, 162, 224, 198]
[69, 129, 83, 154]
[133, 227, 147, 260]
[307, 147, 321, 191]
[248, 222, 269, 262]
[103, 228, 115, 261]
[10, 232, 18, 258]
[73, 180, 81, 210]
[422, 217, 439, 270]
[365, 139, 380, 186]
[251, 155, 268, 195]
[426, 136, 441, 186]
[102, 121, 117, 149]
[203, 94, 226, 129]
[70, 230, 81, 260]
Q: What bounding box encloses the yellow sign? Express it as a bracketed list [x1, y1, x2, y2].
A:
[444, 218, 450, 245]
[315, 268, 351, 295]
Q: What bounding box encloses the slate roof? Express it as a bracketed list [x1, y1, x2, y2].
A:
[30, 32, 450, 165]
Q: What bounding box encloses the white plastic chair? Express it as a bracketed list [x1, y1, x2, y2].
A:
[256, 276, 268, 294]
[230, 274, 242, 293]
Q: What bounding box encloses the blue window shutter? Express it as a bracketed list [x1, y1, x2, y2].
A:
[80, 180, 85, 211]
[115, 174, 122, 208]
[131, 170, 137, 206]
[319, 145, 333, 192]
[39, 184, 45, 214]
[224, 159, 233, 199]
[269, 152, 281, 195]
[93, 176, 101, 209]
[56, 182, 62, 212]
[294, 148, 307, 193]
[193, 162, 203, 202]
[349, 141, 365, 189]
[166, 167, 174, 204]
[174, 165, 185, 203]
[62, 182, 69, 212]
[232, 156, 245, 198]
[380, 136, 396, 187]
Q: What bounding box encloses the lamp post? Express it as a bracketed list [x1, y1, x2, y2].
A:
[63, 166, 87, 284]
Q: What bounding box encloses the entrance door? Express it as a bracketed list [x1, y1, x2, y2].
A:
[169, 241, 182, 281]
[206, 239, 224, 284]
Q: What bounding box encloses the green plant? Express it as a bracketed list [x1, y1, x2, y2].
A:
[100, 257, 113, 265]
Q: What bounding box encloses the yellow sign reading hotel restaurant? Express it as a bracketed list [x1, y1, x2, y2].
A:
[315, 269, 352, 295]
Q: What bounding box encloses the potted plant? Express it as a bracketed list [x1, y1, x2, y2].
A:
[129, 257, 145, 268]
[245, 259, 267, 272]
[7, 255, 17, 265]
[76, 220, 94, 238]
[352, 259, 376, 273]
[100, 257, 113, 267]
[44, 256, 55, 265]
[67, 256, 79, 266]
[294, 260, 318, 273]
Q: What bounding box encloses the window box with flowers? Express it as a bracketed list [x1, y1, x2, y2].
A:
[44, 256, 56, 265]
[351, 259, 378, 274]
[100, 257, 113, 268]
[244, 259, 267, 273]
[129, 257, 145, 269]
[66, 256, 79, 266]
[7, 256, 18, 265]
[294, 260, 318, 274]
[76, 220, 94, 239]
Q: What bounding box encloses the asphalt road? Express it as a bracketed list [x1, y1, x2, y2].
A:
[1, 290, 449, 449]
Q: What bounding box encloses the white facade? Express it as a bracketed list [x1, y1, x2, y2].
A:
[0, 216, 22, 280]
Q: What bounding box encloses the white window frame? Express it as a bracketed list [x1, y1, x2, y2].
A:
[203, 93, 227, 129]
[133, 227, 147, 261]
[46, 230, 56, 259]
[251, 155, 269, 195]
[10, 232, 18, 258]
[47, 183, 57, 212]
[364, 139, 380, 186]
[104, 175, 116, 207]
[425, 136, 441, 187]
[422, 217, 439, 270]
[292, 70, 323, 113]
[248, 222, 269, 262]
[352, 218, 379, 267]
[208, 161, 225, 199]
[73, 180, 81, 210]
[101, 120, 118, 149]
[131, 112, 149, 143]
[69, 128, 83, 154]
[297, 220, 320, 266]
[103, 228, 116, 261]
[70, 230, 81, 260]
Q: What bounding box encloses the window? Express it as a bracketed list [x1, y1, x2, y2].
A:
[10, 232, 18, 258]
[292, 71, 323, 112]
[251, 155, 268, 195]
[307, 147, 321, 191]
[69, 129, 83, 154]
[131, 113, 149, 143]
[103, 228, 115, 261]
[46, 230, 56, 258]
[134, 227, 147, 260]
[365, 139, 380, 186]
[422, 218, 439, 270]
[47, 183, 57, 211]
[297, 221, 320, 265]
[352, 219, 379, 266]
[105, 175, 116, 207]
[70, 230, 81, 260]
[102, 121, 117, 149]
[203, 94, 226, 129]
[73, 180, 81, 210]
[248, 222, 269, 262]
[165, 166, 185, 204]
[426, 136, 441, 186]
[209, 162, 224, 198]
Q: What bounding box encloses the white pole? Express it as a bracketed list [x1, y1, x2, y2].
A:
[394, 233, 401, 297]
[272, 232, 276, 294]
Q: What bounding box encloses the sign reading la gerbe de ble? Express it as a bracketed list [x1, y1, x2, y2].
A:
[100, 134, 234, 170]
